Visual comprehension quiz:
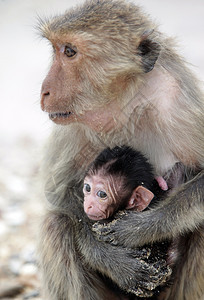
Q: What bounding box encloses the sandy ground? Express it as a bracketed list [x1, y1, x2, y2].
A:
[0, 0, 203, 298]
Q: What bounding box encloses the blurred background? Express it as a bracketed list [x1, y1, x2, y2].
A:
[0, 0, 203, 299]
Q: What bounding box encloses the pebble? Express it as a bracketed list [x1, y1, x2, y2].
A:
[9, 257, 22, 275]
[0, 282, 24, 298]
[23, 290, 40, 299]
[0, 220, 9, 237]
[21, 264, 38, 276]
[0, 137, 43, 299]
[3, 208, 26, 227]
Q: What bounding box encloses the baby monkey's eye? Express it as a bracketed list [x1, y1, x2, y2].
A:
[84, 183, 91, 193]
[97, 190, 107, 199]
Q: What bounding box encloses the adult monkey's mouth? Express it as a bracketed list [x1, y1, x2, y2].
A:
[49, 112, 72, 119]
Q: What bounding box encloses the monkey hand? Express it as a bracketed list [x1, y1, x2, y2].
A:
[92, 210, 135, 246]
[126, 265, 172, 297]
[113, 251, 172, 297]
[92, 209, 157, 248]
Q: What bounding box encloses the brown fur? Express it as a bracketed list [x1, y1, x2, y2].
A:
[38, 0, 204, 299]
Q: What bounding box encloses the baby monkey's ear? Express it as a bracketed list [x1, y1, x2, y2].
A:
[125, 186, 154, 211]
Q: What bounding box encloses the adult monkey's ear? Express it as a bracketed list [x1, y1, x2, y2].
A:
[138, 30, 161, 73]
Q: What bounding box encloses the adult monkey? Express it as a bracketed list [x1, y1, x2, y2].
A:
[39, 0, 204, 299]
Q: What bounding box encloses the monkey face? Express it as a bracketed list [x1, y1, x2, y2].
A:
[40, 30, 158, 130]
[83, 175, 120, 220]
[40, 35, 129, 131]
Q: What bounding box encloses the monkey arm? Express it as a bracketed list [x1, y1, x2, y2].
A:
[77, 216, 172, 296]
[93, 170, 204, 248]
[39, 209, 171, 298]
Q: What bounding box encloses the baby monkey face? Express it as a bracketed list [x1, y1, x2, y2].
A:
[83, 174, 121, 221]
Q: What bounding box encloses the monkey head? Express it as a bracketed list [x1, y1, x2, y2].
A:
[40, 1, 160, 132]
[83, 173, 154, 221]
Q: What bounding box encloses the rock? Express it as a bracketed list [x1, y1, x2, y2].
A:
[21, 264, 37, 276]
[21, 245, 36, 264]
[3, 208, 26, 227]
[0, 281, 24, 298]
[9, 256, 22, 275]
[0, 220, 9, 237]
[23, 290, 40, 299]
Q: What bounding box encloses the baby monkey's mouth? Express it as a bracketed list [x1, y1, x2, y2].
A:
[49, 112, 72, 119]
[87, 214, 104, 221]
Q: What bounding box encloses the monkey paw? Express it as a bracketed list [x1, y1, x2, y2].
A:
[124, 260, 172, 297]
[92, 210, 130, 245]
[114, 254, 172, 298]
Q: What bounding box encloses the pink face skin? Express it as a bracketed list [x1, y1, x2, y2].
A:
[83, 174, 121, 221]
[83, 174, 155, 221]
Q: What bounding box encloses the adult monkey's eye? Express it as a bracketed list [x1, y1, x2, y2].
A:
[97, 190, 107, 199]
[84, 183, 91, 193]
[64, 45, 77, 58]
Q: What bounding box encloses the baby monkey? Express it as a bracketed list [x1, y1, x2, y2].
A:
[83, 146, 172, 296]
[83, 146, 163, 221]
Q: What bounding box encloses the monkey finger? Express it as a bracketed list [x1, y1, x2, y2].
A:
[137, 279, 163, 292]
[152, 259, 167, 270]
[139, 266, 172, 290]
[92, 211, 131, 242]
[152, 260, 172, 277]
[127, 286, 154, 297]
[92, 210, 129, 231]
[94, 230, 125, 246]
[129, 247, 151, 259]
[138, 261, 171, 287]
[96, 232, 118, 245]
[92, 221, 115, 236]
[152, 265, 172, 284]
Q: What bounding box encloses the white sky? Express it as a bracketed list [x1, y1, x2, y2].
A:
[0, 0, 203, 142]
